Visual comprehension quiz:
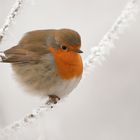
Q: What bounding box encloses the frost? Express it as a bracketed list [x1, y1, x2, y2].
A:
[84, 0, 139, 73]
[0, 0, 139, 139]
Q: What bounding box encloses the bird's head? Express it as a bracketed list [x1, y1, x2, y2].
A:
[47, 28, 83, 54]
[48, 29, 83, 79]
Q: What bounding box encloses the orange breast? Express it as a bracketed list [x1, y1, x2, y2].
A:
[49, 48, 83, 79]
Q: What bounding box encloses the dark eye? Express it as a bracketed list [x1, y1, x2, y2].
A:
[61, 45, 68, 51]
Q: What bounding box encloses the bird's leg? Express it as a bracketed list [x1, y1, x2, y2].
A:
[47, 95, 60, 104]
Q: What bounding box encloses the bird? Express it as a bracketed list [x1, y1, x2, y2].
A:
[0, 29, 83, 104]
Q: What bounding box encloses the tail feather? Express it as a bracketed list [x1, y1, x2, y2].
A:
[0, 51, 7, 62]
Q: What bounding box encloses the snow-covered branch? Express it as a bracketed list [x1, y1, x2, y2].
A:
[84, 0, 139, 72]
[0, 0, 139, 139]
[0, 99, 55, 139]
[0, 0, 23, 42]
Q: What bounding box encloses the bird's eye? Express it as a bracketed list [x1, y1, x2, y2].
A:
[61, 45, 68, 51]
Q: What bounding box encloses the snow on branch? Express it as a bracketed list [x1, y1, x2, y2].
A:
[0, 100, 55, 139]
[0, 0, 23, 43]
[0, 0, 139, 139]
[84, 0, 139, 72]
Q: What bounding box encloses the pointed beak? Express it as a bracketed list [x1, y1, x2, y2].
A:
[75, 49, 83, 53]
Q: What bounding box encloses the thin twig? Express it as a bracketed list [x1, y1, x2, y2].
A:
[84, 0, 139, 72]
[0, 0, 23, 43]
[0, 0, 139, 139]
[0, 99, 55, 139]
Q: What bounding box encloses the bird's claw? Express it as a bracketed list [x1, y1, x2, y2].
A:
[47, 95, 60, 105]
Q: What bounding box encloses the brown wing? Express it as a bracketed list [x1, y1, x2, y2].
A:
[2, 29, 56, 63]
[3, 44, 49, 63]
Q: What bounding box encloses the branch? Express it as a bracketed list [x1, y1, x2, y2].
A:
[0, 99, 55, 139]
[0, 0, 139, 139]
[0, 0, 23, 43]
[84, 0, 139, 72]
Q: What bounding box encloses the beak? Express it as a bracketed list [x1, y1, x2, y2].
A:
[75, 49, 83, 53]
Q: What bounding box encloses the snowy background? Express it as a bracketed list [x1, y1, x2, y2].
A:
[0, 0, 140, 140]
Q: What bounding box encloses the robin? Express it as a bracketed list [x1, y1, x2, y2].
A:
[0, 29, 83, 104]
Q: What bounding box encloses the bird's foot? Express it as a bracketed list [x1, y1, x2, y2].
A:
[47, 95, 60, 105]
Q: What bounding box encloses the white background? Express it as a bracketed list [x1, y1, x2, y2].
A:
[0, 0, 140, 140]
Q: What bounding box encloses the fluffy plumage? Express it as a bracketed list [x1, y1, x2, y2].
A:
[0, 29, 83, 101]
